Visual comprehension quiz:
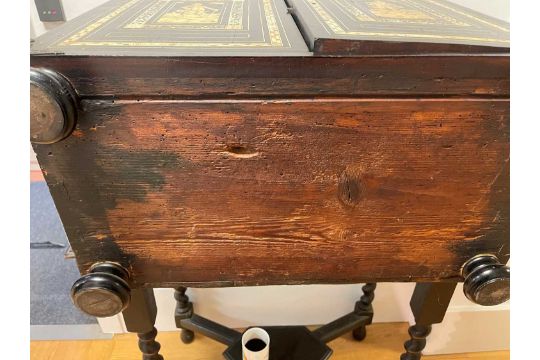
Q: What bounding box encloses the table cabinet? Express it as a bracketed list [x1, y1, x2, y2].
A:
[30, 1, 510, 359]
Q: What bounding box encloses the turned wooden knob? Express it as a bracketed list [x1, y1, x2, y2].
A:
[30, 68, 78, 144]
[71, 263, 131, 317]
[462, 254, 510, 306]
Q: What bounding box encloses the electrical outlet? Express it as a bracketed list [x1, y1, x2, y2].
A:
[35, 0, 65, 22]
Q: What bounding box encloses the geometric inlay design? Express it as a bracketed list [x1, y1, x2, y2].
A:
[32, 0, 309, 56]
[288, 0, 509, 47]
[31, 0, 509, 56]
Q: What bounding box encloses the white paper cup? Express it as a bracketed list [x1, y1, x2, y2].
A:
[242, 327, 270, 360]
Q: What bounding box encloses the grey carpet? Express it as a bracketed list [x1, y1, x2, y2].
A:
[30, 181, 97, 325]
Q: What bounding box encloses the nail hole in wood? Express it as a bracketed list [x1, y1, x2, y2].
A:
[224, 145, 259, 158]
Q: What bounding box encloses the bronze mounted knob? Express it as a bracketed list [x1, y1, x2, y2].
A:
[71, 262, 131, 318]
[30, 68, 78, 144]
[461, 254, 510, 306]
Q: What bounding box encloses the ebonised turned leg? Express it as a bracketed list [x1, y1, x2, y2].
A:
[122, 288, 164, 360]
[138, 327, 164, 360]
[175, 286, 195, 344]
[400, 283, 457, 360]
[353, 283, 377, 341]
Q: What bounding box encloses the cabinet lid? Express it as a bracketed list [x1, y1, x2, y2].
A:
[31, 0, 509, 57]
[31, 0, 309, 56]
[287, 0, 509, 55]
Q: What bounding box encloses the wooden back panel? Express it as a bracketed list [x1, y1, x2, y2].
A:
[32, 98, 509, 287]
[30, 0, 510, 287]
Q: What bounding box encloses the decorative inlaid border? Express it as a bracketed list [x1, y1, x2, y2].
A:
[304, 0, 509, 44]
[60, 0, 141, 46]
[330, 0, 467, 25]
[59, 0, 286, 48]
[123, 0, 245, 30]
[423, 0, 508, 32]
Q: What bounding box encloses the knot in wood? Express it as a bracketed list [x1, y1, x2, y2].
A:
[338, 167, 366, 207]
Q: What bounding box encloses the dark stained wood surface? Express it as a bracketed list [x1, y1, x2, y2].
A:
[311, 39, 509, 56]
[29, 56, 510, 98]
[32, 98, 509, 287]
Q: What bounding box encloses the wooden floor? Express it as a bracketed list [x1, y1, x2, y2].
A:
[31, 322, 509, 360]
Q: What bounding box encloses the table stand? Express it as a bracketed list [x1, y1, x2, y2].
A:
[173, 284, 376, 360]
[119, 282, 456, 360]
[74, 257, 507, 360]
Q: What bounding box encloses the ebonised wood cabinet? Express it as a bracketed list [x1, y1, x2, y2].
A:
[30, 1, 510, 358]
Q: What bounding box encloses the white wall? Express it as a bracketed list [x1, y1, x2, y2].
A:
[30, 0, 510, 354]
[30, 0, 109, 38]
[153, 284, 416, 330]
[149, 283, 508, 355]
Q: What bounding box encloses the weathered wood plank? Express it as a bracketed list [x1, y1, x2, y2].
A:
[32, 99, 509, 287]
[29, 56, 509, 98]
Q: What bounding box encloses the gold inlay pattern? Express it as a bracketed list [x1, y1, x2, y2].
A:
[157, 3, 223, 24]
[423, 0, 509, 32]
[124, 0, 170, 29]
[304, 0, 509, 44]
[58, 0, 287, 48]
[366, 0, 433, 20]
[125, 0, 245, 30]
[227, 0, 243, 29]
[333, 0, 374, 22]
[61, 0, 141, 45]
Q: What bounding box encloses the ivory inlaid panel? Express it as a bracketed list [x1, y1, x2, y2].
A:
[288, 0, 509, 49]
[31, 0, 309, 56]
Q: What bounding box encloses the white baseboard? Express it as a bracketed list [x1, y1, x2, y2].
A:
[31, 324, 113, 340]
[422, 302, 510, 355]
[97, 313, 126, 333]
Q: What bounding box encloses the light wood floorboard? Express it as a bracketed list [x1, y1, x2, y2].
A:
[31, 322, 509, 360]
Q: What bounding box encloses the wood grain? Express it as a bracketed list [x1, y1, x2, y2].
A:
[29, 56, 509, 99]
[312, 39, 509, 56]
[30, 323, 509, 360]
[32, 98, 509, 287]
[30, 338, 114, 360]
